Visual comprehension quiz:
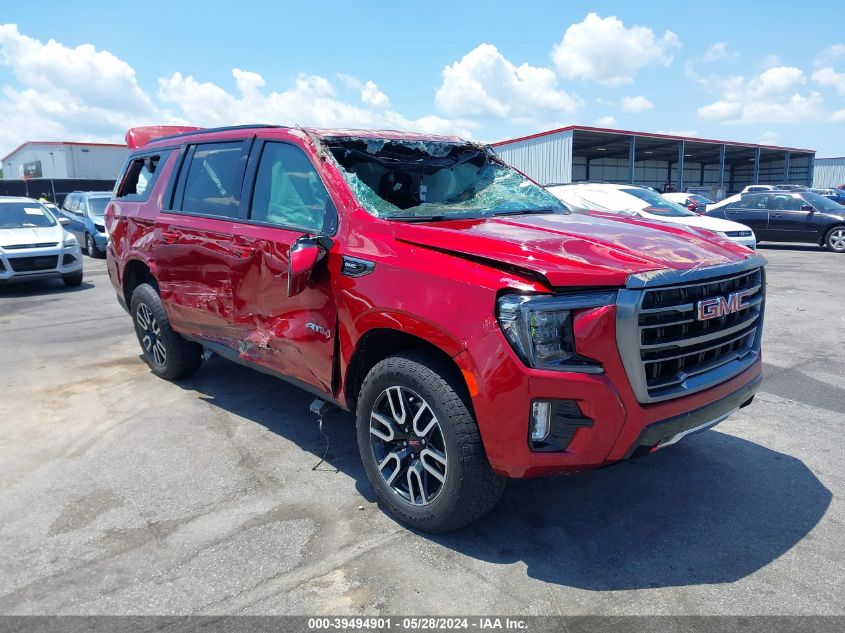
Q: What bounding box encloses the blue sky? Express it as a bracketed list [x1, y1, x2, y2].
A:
[1, 1, 843, 157]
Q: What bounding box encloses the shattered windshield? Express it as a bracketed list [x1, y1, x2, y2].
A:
[323, 137, 567, 220]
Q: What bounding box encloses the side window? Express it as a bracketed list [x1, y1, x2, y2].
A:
[117, 154, 166, 201]
[771, 195, 802, 211]
[78, 197, 88, 214]
[178, 142, 244, 217]
[62, 195, 75, 212]
[732, 193, 768, 209]
[249, 142, 336, 233]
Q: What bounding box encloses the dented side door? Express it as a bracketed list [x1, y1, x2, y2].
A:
[228, 138, 340, 394]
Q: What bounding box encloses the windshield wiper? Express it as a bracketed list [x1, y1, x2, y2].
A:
[490, 208, 561, 217]
[389, 214, 451, 223]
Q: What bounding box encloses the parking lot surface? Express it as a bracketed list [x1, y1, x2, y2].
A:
[0, 245, 842, 615]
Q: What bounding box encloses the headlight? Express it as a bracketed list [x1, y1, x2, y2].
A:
[63, 234, 77, 247]
[496, 291, 616, 372]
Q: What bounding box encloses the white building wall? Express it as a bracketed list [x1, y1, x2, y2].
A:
[813, 157, 845, 188]
[2, 143, 128, 180]
[493, 130, 573, 185]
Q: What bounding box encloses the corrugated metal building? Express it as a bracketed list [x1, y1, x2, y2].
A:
[1, 141, 128, 180]
[493, 125, 816, 197]
[812, 157, 845, 188]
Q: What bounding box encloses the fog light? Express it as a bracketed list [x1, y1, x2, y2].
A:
[530, 401, 552, 442]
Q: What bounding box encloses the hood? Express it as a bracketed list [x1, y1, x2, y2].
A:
[391, 211, 754, 288]
[640, 212, 753, 233]
[0, 225, 63, 248]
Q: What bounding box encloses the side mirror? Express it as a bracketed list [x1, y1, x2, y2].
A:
[800, 204, 814, 212]
[287, 235, 332, 297]
[58, 217, 71, 226]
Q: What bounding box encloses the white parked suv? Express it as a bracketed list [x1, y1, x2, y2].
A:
[546, 183, 757, 249]
[0, 197, 83, 286]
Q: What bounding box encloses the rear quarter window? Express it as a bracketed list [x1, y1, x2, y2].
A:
[116, 152, 170, 202]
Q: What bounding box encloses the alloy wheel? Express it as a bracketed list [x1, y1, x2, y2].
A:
[369, 386, 447, 506]
[136, 303, 166, 367]
[830, 229, 845, 251]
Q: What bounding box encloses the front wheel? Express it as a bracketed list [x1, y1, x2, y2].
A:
[62, 272, 83, 287]
[130, 283, 202, 380]
[356, 351, 506, 533]
[825, 226, 845, 253]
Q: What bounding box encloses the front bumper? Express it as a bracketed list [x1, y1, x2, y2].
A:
[457, 257, 765, 479]
[0, 244, 83, 284]
[727, 235, 757, 250]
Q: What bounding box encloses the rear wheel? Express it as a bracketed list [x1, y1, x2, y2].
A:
[86, 233, 102, 258]
[825, 227, 845, 253]
[356, 351, 506, 533]
[130, 283, 202, 380]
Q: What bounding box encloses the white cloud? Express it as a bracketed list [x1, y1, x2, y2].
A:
[815, 44, 845, 67]
[812, 67, 845, 94]
[551, 13, 680, 87]
[594, 116, 618, 127]
[0, 24, 476, 157]
[831, 109, 845, 123]
[335, 74, 390, 108]
[619, 95, 653, 112]
[697, 65, 823, 124]
[158, 70, 471, 136]
[0, 23, 160, 152]
[758, 130, 780, 145]
[760, 54, 782, 70]
[434, 43, 581, 124]
[702, 42, 737, 63]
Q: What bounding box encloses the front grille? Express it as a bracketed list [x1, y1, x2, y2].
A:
[2, 242, 59, 250]
[8, 255, 59, 272]
[725, 230, 753, 237]
[617, 262, 765, 403]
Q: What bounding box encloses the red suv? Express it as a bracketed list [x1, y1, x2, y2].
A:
[106, 124, 766, 532]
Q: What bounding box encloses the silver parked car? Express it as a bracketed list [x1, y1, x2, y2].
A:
[0, 197, 84, 287]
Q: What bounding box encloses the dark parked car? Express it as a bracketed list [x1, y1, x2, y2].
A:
[60, 191, 112, 257]
[706, 190, 845, 252]
[810, 188, 845, 205]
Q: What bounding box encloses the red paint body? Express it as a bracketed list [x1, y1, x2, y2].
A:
[107, 125, 763, 478]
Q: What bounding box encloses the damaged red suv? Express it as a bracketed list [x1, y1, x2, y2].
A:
[106, 124, 765, 532]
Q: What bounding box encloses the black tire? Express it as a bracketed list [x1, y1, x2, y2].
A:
[130, 283, 202, 380]
[62, 272, 83, 287]
[356, 351, 506, 533]
[824, 226, 845, 253]
[86, 233, 102, 258]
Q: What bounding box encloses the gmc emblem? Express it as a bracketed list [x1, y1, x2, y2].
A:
[696, 288, 756, 321]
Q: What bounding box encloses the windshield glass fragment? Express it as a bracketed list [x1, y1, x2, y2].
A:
[323, 137, 567, 220]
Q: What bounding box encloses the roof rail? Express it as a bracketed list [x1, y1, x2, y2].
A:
[125, 124, 285, 149]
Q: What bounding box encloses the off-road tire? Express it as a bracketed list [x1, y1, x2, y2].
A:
[356, 351, 506, 532]
[130, 283, 202, 380]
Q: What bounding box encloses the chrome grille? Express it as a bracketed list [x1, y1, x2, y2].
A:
[616, 258, 766, 403]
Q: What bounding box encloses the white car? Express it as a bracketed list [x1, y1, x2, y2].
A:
[741, 184, 777, 193]
[0, 197, 84, 286]
[546, 183, 757, 249]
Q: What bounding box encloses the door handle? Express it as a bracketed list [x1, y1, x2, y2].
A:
[160, 231, 178, 244]
[772, 213, 783, 218]
[232, 244, 255, 258]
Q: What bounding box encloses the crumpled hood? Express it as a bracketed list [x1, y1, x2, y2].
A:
[391, 211, 754, 287]
[0, 225, 63, 249]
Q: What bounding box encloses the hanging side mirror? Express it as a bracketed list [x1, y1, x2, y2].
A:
[287, 235, 333, 297]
